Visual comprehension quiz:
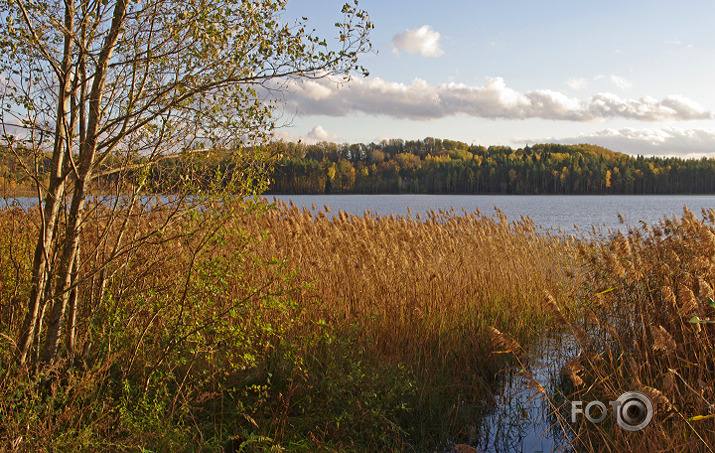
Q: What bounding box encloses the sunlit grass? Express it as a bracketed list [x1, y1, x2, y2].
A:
[560, 208, 715, 452]
[2, 200, 713, 451]
[237, 199, 582, 448]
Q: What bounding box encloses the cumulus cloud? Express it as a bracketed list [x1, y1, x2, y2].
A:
[531, 127, 715, 157]
[391, 25, 444, 57]
[609, 75, 633, 90]
[305, 125, 340, 142]
[283, 76, 711, 122]
[274, 125, 342, 145]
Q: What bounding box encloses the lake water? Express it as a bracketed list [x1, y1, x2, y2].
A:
[270, 194, 715, 236]
[466, 333, 579, 453]
[7, 194, 714, 236]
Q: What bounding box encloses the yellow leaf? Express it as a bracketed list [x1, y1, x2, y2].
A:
[689, 414, 715, 422]
[597, 287, 618, 295]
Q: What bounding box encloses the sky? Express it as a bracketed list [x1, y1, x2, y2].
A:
[276, 0, 715, 157]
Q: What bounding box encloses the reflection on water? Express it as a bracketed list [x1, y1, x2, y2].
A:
[1, 196, 36, 210]
[444, 333, 580, 453]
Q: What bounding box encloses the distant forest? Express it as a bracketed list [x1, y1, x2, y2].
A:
[268, 138, 715, 195]
[3, 138, 715, 195]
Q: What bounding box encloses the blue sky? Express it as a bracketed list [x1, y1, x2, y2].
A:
[277, 0, 715, 157]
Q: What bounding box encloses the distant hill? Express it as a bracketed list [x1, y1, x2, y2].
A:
[266, 138, 715, 195]
[4, 139, 715, 196]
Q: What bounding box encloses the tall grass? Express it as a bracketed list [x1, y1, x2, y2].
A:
[251, 200, 578, 346]
[561, 207, 715, 452]
[0, 198, 582, 451]
[13, 196, 691, 451]
[238, 200, 581, 449]
[0, 198, 302, 452]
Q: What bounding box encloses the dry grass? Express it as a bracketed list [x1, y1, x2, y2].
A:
[11, 197, 715, 451]
[243, 200, 580, 372]
[232, 199, 583, 448]
[565, 207, 715, 452]
[0, 196, 581, 450]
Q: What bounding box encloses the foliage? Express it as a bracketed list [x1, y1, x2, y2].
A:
[0, 0, 371, 369]
[7, 139, 715, 196]
[264, 139, 715, 194]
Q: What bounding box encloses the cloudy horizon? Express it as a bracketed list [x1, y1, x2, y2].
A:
[280, 0, 715, 158]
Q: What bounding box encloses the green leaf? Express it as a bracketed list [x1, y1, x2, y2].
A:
[689, 315, 715, 324]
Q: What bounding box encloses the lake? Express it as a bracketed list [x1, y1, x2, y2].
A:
[7, 194, 714, 236]
[270, 194, 715, 236]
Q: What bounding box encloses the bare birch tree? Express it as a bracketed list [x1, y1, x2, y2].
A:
[0, 0, 371, 367]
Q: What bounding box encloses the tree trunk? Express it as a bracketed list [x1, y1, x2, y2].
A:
[40, 0, 126, 365]
[66, 240, 80, 361]
[42, 180, 88, 364]
[16, 0, 75, 365]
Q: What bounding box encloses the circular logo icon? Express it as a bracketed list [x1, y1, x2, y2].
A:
[614, 391, 653, 431]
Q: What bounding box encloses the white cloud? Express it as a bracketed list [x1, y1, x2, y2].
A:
[567, 77, 588, 90]
[529, 127, 715, 157]
[299, 80, 334, 101]
[390, 25, 444, 57]
[610, 76, 632, 90]
[283, 76, 711, 122]
[305, 125, 340, 142]
[664, 39, 694, 48]
[274, 125, 342, 145]
[595, 75, 633, 90]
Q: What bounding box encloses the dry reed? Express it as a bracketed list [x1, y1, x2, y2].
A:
[242, 199, 580, 374]
[0, 196, 594, 450]
[569, 207, 715, 452]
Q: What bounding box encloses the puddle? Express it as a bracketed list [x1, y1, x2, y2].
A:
[446, 332, 580, 452]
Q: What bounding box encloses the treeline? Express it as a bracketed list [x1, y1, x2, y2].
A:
[5, 139, 715, 195]
[268, 138, 715, 195]
[0, 148, 51, 191]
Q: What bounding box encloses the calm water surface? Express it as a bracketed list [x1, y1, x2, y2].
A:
[270, 194, 715, 235]
[7, 194, 714, 235]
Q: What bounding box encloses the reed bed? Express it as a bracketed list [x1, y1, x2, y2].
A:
[0, 198, 586, 451]
[17, 197, 715, 451]
[234, 199, 583, 448]
[248, 200, 579, 352]
[562, 207, 715, 452]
